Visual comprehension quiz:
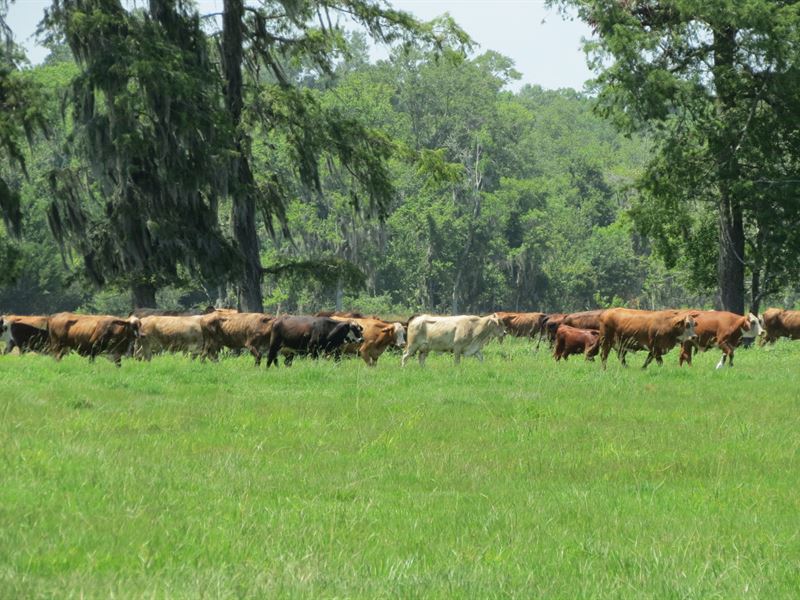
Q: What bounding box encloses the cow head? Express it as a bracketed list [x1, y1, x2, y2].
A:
[0, 316, 5, 336]
[743, 312, 764, 338]
[391, 322, 406, 347]
[127, 316, 143, 338]
[346, 322, 364, 344]
[675, 314, 697, 342]
[487, 313, 507, 340]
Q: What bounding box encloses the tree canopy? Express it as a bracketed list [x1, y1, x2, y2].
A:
[550, 0, 800, 313]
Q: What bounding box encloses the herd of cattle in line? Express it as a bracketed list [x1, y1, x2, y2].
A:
[0, 306, 799, 370]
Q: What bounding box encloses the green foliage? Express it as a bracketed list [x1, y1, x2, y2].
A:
[551, 0, 800, 311]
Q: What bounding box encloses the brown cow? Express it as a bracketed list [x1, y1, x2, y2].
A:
[495, 311, 547, 341]
[599, 308, 697, 369]
[761, 308, 800, 344]
[553, 325, 600, 361]
[1, 315, 49, 354]
[679, 311, 764, 368]
[211, 312, 275, 366]
[49, 312, 142, 366]
[332, 316, 406, 366]
[562, 309, 606, 331]
[315, 310, 365, 319]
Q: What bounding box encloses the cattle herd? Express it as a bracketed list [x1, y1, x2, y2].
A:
[0, 306, 799, 370]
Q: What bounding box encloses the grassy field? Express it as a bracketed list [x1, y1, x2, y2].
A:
[1, 338, 799, 598]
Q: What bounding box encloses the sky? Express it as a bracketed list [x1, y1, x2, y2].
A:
[5, 0, 595, 91]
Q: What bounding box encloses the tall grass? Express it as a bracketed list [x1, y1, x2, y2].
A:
[1, 340, 799, 597]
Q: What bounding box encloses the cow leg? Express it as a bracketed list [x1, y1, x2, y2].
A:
[418, 351, 427, 367]
[679, 343, 692, 366]
[600, 336, 614, 369]
[714, 343, 730, 369]
[641, 351, 655, 369]
[453, 349, 461, 365]
[246, 344, 262, 367]
[475, 350, 485, 362]
[401, 344, 416, 367]
[4, 338, 16, 355]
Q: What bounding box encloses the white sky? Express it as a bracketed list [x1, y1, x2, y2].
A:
[6, 0, 595, 91]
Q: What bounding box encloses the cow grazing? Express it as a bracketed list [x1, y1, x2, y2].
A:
[332, 316, 406, 366]
[49, 312, 142, 366]
[1, 315, 50, 354]
[553, 324, 600, 362]
[495, 312, 546, 341]
[402, 314, 506, 366]
[266, 316, 364, 367]
[210, 312, 275, 366]
[679, 311, 764, 368]
[599, 308, 697, 369]
[761, 308, 800, 344]
[540, 313, 567, 348]
[135, 313, 226, 361]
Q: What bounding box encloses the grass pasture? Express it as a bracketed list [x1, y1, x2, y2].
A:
[1, 339, 799, 598]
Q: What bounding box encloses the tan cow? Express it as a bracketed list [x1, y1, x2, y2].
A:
[679, 311, 763, 368]
[332, 316, 406, 366]
[135, 313, 225, 361]
[211, 312, 275, 366]
[49, 312, 142, 366]
[599, 308, 697, 369]
[402, 314, 506, 366]
[761, 308, 800, 344]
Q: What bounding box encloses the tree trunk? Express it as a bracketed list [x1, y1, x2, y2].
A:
[335, 277, 344, 311]
[223, 0, 263, 313]
[132, 281, 157, 309]
[717, 192, 745, 314]
[713, 26, 745, 315]
[750, 268, 761, 316]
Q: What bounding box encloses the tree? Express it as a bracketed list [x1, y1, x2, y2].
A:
[43, 0, 236, 307]
[214, 1, 467, 311]
[551, 0, 800, 314]
[0, 0, 47, 238]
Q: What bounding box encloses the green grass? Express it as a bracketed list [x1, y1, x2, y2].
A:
[1, 339, 799, 598]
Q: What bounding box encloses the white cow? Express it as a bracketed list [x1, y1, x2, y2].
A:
[401, 314, 506, 366]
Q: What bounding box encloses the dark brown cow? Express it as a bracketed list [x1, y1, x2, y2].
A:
[562, 309, 606, 331]
[267, 316, 364, 367]
[1, 315, 49, 354]
[761, 308, 800, 344]
[553, 325, 600, 361]
[211, 312, 275, 366]
[679, 311, 764, 368]
[599, 308, 697, 369]
[332, 316, 406, 366]
[49, 312, 142, 366]
[495, 312, 546, 341]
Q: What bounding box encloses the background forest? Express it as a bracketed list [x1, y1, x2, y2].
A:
[2, 1, 799, 317]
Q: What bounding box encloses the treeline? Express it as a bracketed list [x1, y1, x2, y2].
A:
[2, 1, 800, 316]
